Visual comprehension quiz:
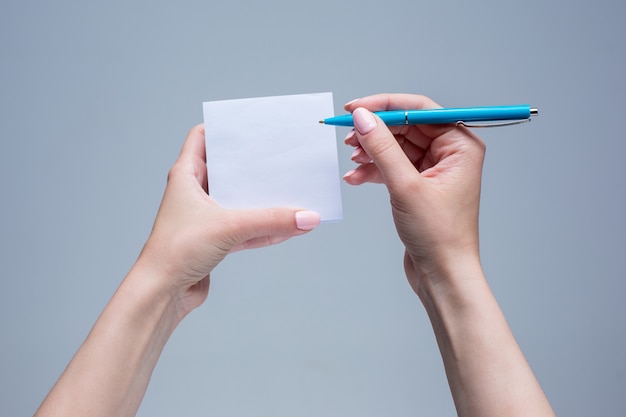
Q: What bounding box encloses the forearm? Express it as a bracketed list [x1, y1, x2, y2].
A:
[416, 256, 555, 417]
[35, 260, 182, 417]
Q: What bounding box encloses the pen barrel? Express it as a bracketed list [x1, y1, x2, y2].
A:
[403, 105, 531, 125]
[373, 110, 408, 125]
[321, 105, 533, 126]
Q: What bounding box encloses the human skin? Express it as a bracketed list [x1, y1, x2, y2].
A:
[34, 94, 556, 417]
[343, 93, 555, 417]
[33, 125, 321, 417]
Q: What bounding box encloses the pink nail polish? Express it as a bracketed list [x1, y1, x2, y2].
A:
[352, 108, 377, 135]
[344, 129, 356, 143]
[343, 169, 356, 179]
[295, 211, 321, 231]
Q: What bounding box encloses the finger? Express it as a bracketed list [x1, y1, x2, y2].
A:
[351, 107, 420, 191]
[231, 235, 293, 252]
[350, 146, 372, 164]
[344, 93, 439, 112]
[344, 129, 358, 147]
[178, 124, 206, 164]
[345, 94, 454, 139]
[225, 208, 320, 251]
[172, 124, 208, 192]
[343, 163, 384, 185]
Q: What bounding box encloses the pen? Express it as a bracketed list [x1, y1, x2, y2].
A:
[319, 105, 538, 127]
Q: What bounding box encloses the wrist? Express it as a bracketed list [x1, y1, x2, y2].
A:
[133, 238, 212, 320]
[122, 264, 182, 334]
[407, 246, 486, 309]
[122, 255, 188, 331]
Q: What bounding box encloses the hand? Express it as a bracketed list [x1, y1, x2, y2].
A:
[34, 125, 321, 417]
[342, 94, 486, 294]
[138, 125, 320, 317]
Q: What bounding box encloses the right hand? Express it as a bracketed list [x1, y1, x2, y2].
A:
[343, 94, 486, 294]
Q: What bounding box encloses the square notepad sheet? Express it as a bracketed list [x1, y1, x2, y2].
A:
[203, 92, 343, 222]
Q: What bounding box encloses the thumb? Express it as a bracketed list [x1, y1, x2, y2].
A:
[351, 107, 420, 191]
[229, 208, 321, 252]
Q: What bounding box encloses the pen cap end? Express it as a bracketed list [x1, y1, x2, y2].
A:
[530, 108, 539, 116]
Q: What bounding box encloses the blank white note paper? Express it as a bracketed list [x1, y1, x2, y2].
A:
[203, 92, 343, 222]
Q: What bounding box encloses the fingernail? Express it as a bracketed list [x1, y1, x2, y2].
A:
[352, 108, 377, 135]
[344, 98, 360, 108]
[343, 169, 356, 179]
[344, 129, 356, 143]
[295, 210, 321, 231]
[350, 147, 362, 160]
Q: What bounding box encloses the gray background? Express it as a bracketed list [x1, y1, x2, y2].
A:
[1, 1, 624, 416]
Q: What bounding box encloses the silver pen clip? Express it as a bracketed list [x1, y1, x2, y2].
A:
[457, 107, 538, 128]
[456, 118, 532, 128]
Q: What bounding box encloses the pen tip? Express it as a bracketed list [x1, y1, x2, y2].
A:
[318, 120, 325, 124]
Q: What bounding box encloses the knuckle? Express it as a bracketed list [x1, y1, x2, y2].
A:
[166, 161, 184, 183]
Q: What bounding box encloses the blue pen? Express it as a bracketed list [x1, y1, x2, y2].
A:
[319, 105, 538, 127]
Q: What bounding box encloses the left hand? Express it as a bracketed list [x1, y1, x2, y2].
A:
[138, 124, 320, 317]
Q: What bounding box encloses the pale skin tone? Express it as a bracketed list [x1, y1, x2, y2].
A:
[34, 126, 321, 417]
[35, 94, 555, 417]
[344, 94, 555, 417]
